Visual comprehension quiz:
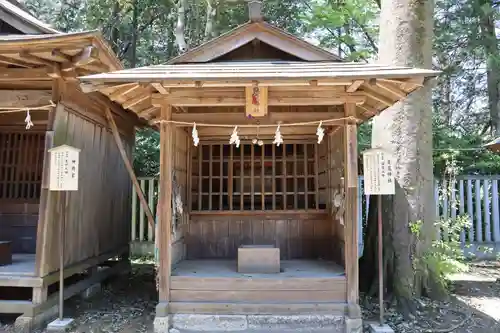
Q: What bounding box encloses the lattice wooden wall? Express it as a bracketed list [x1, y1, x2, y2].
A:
[0, 131, 45, 201]
[190, 141, 326, 212]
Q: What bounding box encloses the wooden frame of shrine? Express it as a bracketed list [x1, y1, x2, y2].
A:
[79, 7, 438, 332]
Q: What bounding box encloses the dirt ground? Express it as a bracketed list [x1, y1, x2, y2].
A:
[0, 259, 499, 333]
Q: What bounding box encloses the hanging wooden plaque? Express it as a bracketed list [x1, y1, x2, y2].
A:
[245, 85, 268, 117]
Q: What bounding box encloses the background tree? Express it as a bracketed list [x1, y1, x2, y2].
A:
[359, 0, 441, 316]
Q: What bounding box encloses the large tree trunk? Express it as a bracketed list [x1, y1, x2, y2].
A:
[360, 0, 441, 314]
[477, 1, 500, 135]
[175, 0, 188, 53]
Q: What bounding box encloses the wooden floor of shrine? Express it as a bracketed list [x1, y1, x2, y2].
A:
[169, 260, 348, 315]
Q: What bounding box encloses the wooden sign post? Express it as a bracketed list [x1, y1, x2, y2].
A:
[363, 148, 395, 327]
[48, 144, 80, 327]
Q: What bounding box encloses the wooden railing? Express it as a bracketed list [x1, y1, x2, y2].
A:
[131, 176, 500, 257]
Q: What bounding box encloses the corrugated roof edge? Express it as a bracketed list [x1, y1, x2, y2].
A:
[0, 0, 59, 34]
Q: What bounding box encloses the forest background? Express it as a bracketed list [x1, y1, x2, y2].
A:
[20, 0, 500, 178]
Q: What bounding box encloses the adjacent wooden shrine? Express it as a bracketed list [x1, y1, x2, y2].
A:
[0, 2, 142, 327]
[79, 4, 439, 333]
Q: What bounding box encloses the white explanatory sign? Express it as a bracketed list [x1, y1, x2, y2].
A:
[48, 144, 81, 191]
[363, 148, 395, 195]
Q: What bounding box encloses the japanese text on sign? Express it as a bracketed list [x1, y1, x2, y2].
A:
[362, 148, 395, 195]
[48, 145, 80, 191]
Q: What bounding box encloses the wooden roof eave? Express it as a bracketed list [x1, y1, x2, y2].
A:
[0, 31, 123, 73]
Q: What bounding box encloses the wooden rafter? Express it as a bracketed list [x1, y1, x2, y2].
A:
[137, 105, 158, 117]
[362, 87, 395, 107]
[346, 80, 364, 93]
[0, 55, 33, 68]
[123, 93, 150, 109]
[152, 83, 169, 94]
[19, 51, 55, 67]
[375, 81, 406, 99]
[108, 84, 141, 101]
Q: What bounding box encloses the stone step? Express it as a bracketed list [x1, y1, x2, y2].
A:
[169, 313, 346, 332]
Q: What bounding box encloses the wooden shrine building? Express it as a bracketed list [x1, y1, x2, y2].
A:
[0, 2, 140, 330]
[79, 2, 439, 332]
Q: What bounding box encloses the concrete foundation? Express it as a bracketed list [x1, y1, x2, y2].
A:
[368, 323, 394, 333]
[152, 314, 346, 332]
[82, 283, 101, 299]
[46, 318, 75, 332]
[344, 317, 363, 333]
[14, 304, 58, 333]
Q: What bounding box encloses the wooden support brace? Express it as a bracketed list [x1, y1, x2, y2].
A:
[104, 107, 155, 229]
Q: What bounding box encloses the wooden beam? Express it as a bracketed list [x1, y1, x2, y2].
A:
[104, 107, 155, 230]
[0, 68, 50, 81]
[72, 46, 99, 67]
[158, 104, 173, 301]
[344, 102, 359, 306]
[169, 112, 344, 125]
[153, 93, 366, 107]
[152, 83, 169, 94]
[346, 80, 364, 93]
[0, 90, 52, 108]
[196, 126, 320, 137]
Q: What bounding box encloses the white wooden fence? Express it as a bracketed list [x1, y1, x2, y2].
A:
[130, 176, 500, 257]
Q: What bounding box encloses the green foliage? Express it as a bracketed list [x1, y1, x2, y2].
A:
[411, 215, 470, 292]
[133, 128, 160, 177]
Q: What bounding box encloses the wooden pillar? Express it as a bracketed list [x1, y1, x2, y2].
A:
[343, 103, 360, 316]
[158, 104, 173, 303]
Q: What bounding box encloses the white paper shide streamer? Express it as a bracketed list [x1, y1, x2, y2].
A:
[316, 121, 325, 144]
[273, 124, 283, 146]
[229, 126, 240, 148]
[192, 123, 200, 146]
[24, 109, 34, 130]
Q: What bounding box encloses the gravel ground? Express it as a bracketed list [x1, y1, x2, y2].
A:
[0, 259, 499, 333]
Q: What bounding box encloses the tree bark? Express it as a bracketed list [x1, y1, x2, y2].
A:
[360, 0, 441, 313]
[110, 2, 121, 54]
[130, 0, 139, 68]
[175, 0, 188, 53]
[204, 0, 216, 41]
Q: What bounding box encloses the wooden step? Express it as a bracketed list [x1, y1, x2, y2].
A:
[170, 276, 347, 291]
[171, 289, 345, 303]
[169, 301, 348, 315]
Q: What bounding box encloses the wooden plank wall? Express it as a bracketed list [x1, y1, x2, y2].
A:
[186, 212, 334, 260]
[327, 129, 345, 266]
[172, 127, 189, 266]
[36, 91, 135, 277]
